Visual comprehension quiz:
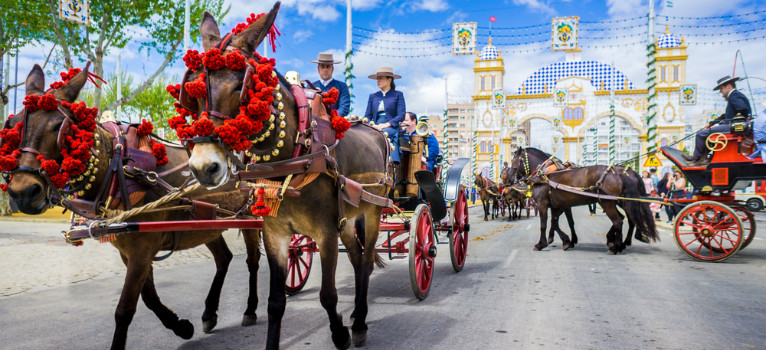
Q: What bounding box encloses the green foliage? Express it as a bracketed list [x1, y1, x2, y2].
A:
[0, 0, 48, 58]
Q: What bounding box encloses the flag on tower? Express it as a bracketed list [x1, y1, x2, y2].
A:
[489, 16, 497, 22]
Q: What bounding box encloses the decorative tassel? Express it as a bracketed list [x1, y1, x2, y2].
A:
[98, 234, 117, 243]
[250, 187, 271, 216]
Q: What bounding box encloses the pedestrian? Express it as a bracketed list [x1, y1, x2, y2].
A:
[667, 170, 687, 223]
[650, 168, 659, 189]
[587, 203, 597, 216]
[657, 172, 670, 220]
[642, 170, 655, 195]
[311, 52, 350, 117]
[364, 66, 406, 163]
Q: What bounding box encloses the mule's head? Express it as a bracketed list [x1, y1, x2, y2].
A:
[508, 148, 525, 181]
[183, 3, 293, 189]
[4, 65, 90, 214]
[473, 172, 484, 188]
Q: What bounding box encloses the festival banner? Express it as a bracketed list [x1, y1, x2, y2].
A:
[679, 84, 697, 106]
[553, 89, 567, 107]
[492, 89, 506, 110]
[551, 16, 579, 51]
[60, 0, 89, 25]
[452, 22, 477, 55]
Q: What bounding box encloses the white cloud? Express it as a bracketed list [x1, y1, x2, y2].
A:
[352, 0, 383, 11]
[511, 0, 556, 16]
[606, 0, 643, 18]
[411, 0, 450, 12]
[291, 29, 314, 44]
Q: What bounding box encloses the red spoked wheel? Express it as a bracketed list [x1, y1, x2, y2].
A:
[733, 206, 756, 250]
[285, 234, 315, 295]
[674, 201, 743, 262]
[449, 187, 469, 272]
[409, 204, 435, 300]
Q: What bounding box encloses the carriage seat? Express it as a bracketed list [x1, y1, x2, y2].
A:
[662, 147, 697, 169]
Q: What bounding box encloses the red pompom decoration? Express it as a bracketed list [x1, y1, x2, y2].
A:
[185, 73, 207, 99]
[136, 119, 154, 137]
[38, 93, 58, 111]
[61, 157, 86, 176]
[250, 187, 271, 216]
[322, 88, 340, 106]
[23, 95, 40, 112]
[183, 50, 203, 71]
[202, 48, 226, 70]
[192, 116, 215, 137]
[166, 84, 181, 100]
[150, 140, 169, 166]
[225, 51, 247, 71]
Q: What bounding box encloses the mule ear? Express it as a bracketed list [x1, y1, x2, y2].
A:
[200, 11, 221, 51]
[55, 62, 91, 103]
[230, 2, 280, 54]
[25, 64, 45, 96]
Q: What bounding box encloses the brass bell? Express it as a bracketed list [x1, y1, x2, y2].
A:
[275, 84, 281, 91]
[271, 149, 279, 156]
[89, 176, 96, 182]
[278, 102, 284, 110]
[77, 191, 85, 196]
[263, 155, 271, 161]
[269, 115, 276, 122]
[276, 92, 282, 101]
[279, 121, 286, 128]
[276, 140, 284, 148]
[279, 112, 286, 120]
[268, 123, 275, 130]
[245, 150, 252, 156]
[92, 167, 98, 174]
[83, 171, 91, 177]
[254, 155, 261, 162]
[263, 130, 271, 138]
[85, 184, 92, 190]
[278, 131, 286, 139]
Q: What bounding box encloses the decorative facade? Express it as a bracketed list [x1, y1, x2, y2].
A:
[468, 24, 693, 180]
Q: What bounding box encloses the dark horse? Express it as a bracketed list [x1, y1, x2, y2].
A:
[5, 65, 262, 350]
[509, 147, 657, 254]
[500, 166, 527, 220]
[183, 4, 389, 349]
[474, 172, 500, 221]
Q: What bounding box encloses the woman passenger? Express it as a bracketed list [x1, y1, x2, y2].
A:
[364, 66, 406, 163]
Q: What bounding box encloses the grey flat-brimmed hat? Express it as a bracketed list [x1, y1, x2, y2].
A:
[713, 75, 739, 91]
[311, 52, 342, 64]
[368, 66, 401, 79]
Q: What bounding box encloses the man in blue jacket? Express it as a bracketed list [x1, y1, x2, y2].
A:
[400, 112, 440, 172]
[311, 52, 350, 117]
[688, 76, 751, 165]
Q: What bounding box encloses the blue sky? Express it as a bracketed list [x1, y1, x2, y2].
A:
[10, 0, 766, 119]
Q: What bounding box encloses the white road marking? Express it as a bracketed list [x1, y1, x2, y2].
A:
[503, 249, 519, 268]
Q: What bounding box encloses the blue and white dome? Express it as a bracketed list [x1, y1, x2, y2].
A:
[657, 32, 682, 48]
[518, 60, 635, 94]
[479, 43, 499, 60]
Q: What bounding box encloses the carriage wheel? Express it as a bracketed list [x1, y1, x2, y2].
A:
[409, 204, 435, 300]
[449, 187, 470, 272]
[285, 234, 315, 295]
[732, 206, 756, 250]
[674, 201, 743, 262]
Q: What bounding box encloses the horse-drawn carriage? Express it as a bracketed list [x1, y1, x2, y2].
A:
[662, 115, 764, 262]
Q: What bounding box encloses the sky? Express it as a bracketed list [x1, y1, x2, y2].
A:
[7, 0, 766, 120]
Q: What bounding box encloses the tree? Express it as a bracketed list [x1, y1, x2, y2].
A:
[42, 0, 227, 115]
[0, 1, 49, 108]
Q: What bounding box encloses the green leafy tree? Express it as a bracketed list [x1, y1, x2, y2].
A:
[42, 0, 227, 114]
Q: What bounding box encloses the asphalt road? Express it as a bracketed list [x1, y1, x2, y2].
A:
[0, 206, 764, 350]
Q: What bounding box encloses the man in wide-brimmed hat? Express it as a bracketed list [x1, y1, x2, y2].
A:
[687, 75, 751, 164]
[312, 52, 350, 117]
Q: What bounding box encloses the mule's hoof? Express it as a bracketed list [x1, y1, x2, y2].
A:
[241, 314, 257, 327]
[331, 326, 351, 350]
[173, 319, 194, 340]
[352, 330, 367, 347]
[563, 243, 573, 251]
[636, 235, 650, 244]
[533, 243, 546, 251]
[607, 250, 617, 255]
[484, 217, 488, 221]
[547, 238, 554, 245]
[202, 315, 217, 333]
[607, 242, 614, 248]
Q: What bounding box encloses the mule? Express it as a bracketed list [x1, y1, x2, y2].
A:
[4, 65, 262, 350]
[474, 172, 500, 221]
[179, 4, 390, 349]
[499, 167, 527, 220]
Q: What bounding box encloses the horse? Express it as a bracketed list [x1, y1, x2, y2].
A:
[474, 172, 500, 221]
[500, 166, 527, 220]
[508, 147, 657, 254]
[3, 65, 262, 350]
[178, 4, 390, 348]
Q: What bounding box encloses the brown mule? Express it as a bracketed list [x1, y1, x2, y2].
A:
[4, 65, 262, 350]
[181, 4, 390, 349]
[474, 172, 500, 221]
